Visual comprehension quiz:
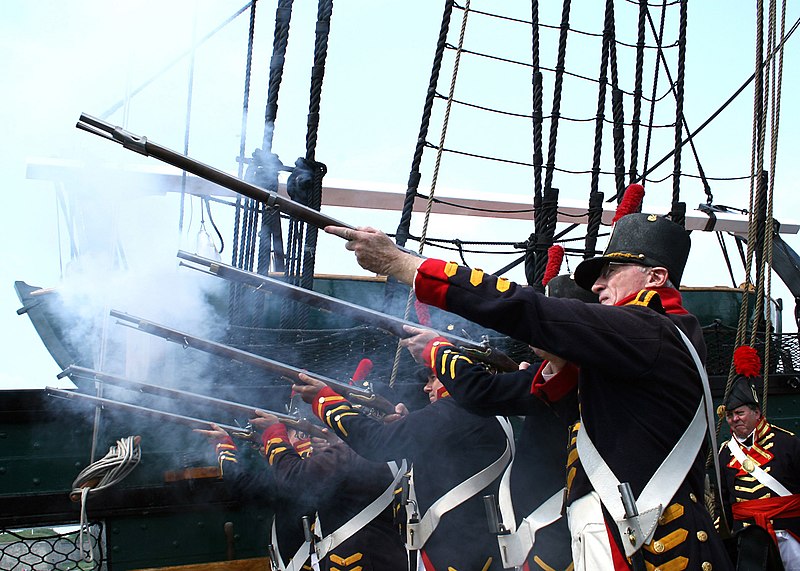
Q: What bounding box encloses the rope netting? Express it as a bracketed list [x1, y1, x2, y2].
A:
[0, 524, 106, 571]
[393, 0, 704, 278]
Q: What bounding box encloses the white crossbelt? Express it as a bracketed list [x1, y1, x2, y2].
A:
[270, 516, 313, 571]
[496, 487, 566, 568]
[493, 413, 565, 569]
[726, 438, 791, 496]
[575, 324, 722, 557]
[313, 459, 408, 560]
[406, 416, 514, 550]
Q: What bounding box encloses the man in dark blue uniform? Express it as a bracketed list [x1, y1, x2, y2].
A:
[718, 352, 800, 569]
[197, 412, 407, 571]
[325, 211, 733, 571]
[292, 365, 511, 570]
[400, 273, 590, 571]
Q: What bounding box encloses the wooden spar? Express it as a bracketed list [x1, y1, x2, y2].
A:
[25, 157, 800, 236]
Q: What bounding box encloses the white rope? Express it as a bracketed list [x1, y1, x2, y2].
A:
[72, 436, 142, 562]
[388, 1, 473, 388]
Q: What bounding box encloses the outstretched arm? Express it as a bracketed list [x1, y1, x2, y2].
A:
[325, 225, 422, 283]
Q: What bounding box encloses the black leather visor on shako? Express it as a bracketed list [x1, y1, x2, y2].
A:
[573, 212, 691, 291]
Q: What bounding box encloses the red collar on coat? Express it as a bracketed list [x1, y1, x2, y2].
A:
[616, 287, 688, 315]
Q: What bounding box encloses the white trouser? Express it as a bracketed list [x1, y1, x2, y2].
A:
[566, 492, 614, 571]
[776, 530, 800, 570]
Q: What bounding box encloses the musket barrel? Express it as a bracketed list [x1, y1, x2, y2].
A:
[107, 310, 397, 415]
[76, 113, 354, 232]
[45, 387, 243, 435]
[177, 251, 520, 372]
[60, 365, 327, 438]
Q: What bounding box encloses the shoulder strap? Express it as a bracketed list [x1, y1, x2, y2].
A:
[314, 459, 408, 560]
[578, 402, 705, 556]
[496, 488, 565, 568]
[576, 323, 720, 557]
[406, 416, 514, 550]
[673, 325, 729, 535]
[726, 438, 791, 496]
[270, 516, 312, 571]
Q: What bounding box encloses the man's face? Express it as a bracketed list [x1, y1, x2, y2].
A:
[423, 373, 445, 403]
[592, 262, 652, 305]
[725, 405, 762, 439]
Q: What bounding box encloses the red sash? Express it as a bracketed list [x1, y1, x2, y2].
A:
[732, 494, 800, 541]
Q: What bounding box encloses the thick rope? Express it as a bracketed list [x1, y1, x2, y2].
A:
[753, 0, 786, 413]
[229, 3, 259, 327]
[640, 0, 667, 181]
[293, 0, 333, 309]
[746, 0, 770, 357]
[278, 0, 332, 333]
[628, 0, 647, 184]
[256, 0, 294, 282]
[720, 0, 769, 435]
[529, 0, 570, 288]
[231, 1, 258, 271]
[669, 0, 687, 221]
[583, 191, 605, 260]
[589, 0, 612, 199]
[395, 0, 456, 248]
[638, 6, 713, 206]
[389, 1, 471, 388]
[531, 0, 544, 207]
[605, 0, 626, 201]
[541, 0, 572, 193]
[582, 0, 614, 266]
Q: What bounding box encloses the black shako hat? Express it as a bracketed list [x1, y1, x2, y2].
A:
[723, 377, 760, 410]
[546, 274, 599, 303]
[573, 212, 691, 291]
[723, 345, 762, 411]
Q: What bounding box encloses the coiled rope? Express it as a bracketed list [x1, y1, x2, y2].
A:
[72, 436, 142, 563]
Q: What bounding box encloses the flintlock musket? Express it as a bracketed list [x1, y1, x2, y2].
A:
[108, 310, 397, 416]
[177, 250, 519, 373]
[59, 365, 327, 439]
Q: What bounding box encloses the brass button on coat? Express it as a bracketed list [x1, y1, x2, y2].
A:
[697, 531, 708, 542]
[702, 562, 713, 571]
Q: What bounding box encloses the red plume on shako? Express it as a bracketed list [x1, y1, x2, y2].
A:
[542, 244, 565, 287]
[733, 345, 761, 378]
[612, 183, 645, 223]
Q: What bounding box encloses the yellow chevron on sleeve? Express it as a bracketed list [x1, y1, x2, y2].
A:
[444, 262, 459, 277]
[330, 553, 363, 566]
[469, 268, 485, 286]
[439, 348, 474, 378]
[449, 353, 474, 379]
[268, 446, 288, 465]
[496, 277, 510, 292]
[334, 411, 359, 436]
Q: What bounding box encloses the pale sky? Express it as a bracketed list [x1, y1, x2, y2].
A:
[2, 1, 800, 389]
